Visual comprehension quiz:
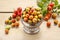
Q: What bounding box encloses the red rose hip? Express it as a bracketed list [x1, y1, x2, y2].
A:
[12, 13, 17, 18]
[18, 12, 22, 17]
[14, 10, 18, 15]
[5, 29, 9, 34]
[49, 2, 54, 7]
[47, 22, 51, 28]
[47, 6, 52, 11]
[17, 7, 22, 13]
[24, 17, 28, 22]
[11, 19, 16, 23]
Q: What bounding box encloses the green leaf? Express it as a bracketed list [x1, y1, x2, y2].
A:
[37, 2, 44, 8]
[51, 0, 58, 5]
[55, 0, 58, 5]
[42, 9, 47, 16]
[57, 4, 60, 9]
[42, 0, 47, 2]
[37, 0, 59, 16]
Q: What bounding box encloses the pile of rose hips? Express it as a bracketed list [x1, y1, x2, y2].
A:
[22, 7, 43, 25]
[4, 2, 60, 34]
[5, 7, 22, 34]
[44, 2, 55, 28]
[45, 2, 60, 28]
[44, 2, 55, 21]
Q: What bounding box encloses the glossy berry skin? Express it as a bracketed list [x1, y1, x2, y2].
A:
[5, 20, 9, 24]
[58, 23, 60, 27]
[5, 29, 9, 34]
[5, 26, 10, 30]
[17, 7, 22, 13]
[52, 13, 57, 19]
[11, 23, 15, 28]
[47, 22, 51, 28]
[25, 14, 29, 18]
[14, 10, 18, 15]
[12, 13, 17, 18]
[44, 16, 49, 21]
[16, 16, 20, 21]
[15, 22, 19, 28]
[11, 19, 16, 23]
[49, 2, 54, 8]
[24, 17, 28, 22]
[54, 20, 58, 25]
[29, 15, 33, 20]
[47, 6, 52, 11]
[9, 16, 12, 20]
[18, 12, 22, 17]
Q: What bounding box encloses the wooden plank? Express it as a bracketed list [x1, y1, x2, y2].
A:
[0, 11, 13, 13]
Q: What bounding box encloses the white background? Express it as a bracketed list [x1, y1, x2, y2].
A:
[0, 0, 60, 40]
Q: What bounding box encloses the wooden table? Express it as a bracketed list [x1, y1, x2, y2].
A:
[0, 0, 60, 40]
